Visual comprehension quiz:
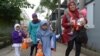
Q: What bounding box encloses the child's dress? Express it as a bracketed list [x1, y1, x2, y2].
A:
[51, 33, 56, 51]
[37, 29, 52, 56]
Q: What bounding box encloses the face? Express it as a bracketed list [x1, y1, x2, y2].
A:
[33, 17, 37, 20]
[41, 25, 48, 30]
[16, 26, 20, 30]
[79, 12, 84, 18]
[23, 26, 27, 31]
[69, 3, 76, 11]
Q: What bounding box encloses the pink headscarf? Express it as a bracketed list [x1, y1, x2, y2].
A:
[80, 8, 87, 17]
[67, 1, 79, 19]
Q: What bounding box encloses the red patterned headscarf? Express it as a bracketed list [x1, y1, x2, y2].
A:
[67, 1, 79, 19]
[67, 1, 79, 30]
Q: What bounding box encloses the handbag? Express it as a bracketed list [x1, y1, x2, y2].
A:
[76, 28, 88, 44]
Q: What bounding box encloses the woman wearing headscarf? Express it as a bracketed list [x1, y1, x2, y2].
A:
[28, 13, 41, 56]
[62, 1, 87, 56]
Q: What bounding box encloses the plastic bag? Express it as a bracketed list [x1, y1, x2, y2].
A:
[21, 39, 29, 49]
[36, 43, 44, 56]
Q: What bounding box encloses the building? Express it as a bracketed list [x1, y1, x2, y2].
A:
[85, 0, 100, 52]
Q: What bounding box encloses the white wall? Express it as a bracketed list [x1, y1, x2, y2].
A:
[86, 1, 95, 28]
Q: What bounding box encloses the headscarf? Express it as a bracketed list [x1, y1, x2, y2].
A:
[40, 20, 49, 27]
[37, 20, 52, 37]
[67, 1, 80, 30]
[80, 8, 87, 17]
[67, 1, 79, 19]
[14, 24, 20, 31]
[32, 13, 37, 18]
[38, 19, 50, 31]
[32, 13, 40, 24]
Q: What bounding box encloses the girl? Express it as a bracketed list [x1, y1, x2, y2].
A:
[12, 24, 26, 56]
[37, 20, 53, 56]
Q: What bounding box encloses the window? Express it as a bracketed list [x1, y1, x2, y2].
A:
[77, 0, 80, 3]
[86, 1, 95, 28]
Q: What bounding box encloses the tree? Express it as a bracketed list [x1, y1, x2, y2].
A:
[0, 6, 21, 24]
[40, 0, 58, 11]
[39, 0, 58, 19]
[35, 6, 45, 13]
[39, 0, 62, 34]
[0, 0, 34, 24]
[0, 0, 34, 8]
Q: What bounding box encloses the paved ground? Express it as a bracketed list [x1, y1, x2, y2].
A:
[0, 43, 86, 56]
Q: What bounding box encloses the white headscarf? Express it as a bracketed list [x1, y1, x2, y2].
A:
[14, 24, 20, 31]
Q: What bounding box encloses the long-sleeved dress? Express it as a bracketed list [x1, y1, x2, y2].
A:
[37, 29, 53, 56]
[28, 21, 40, 44]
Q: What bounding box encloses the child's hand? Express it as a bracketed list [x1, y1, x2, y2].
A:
[51, 48, 56, 52]
[37, 42, 42, 49]
[38, 41, 42, 44]
[19, 32, 22, 36]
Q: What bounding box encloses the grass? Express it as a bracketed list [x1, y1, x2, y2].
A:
[0, 34, 12, 49]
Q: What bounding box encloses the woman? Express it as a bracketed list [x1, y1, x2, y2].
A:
[62, 1, 87, 56]
[28, 13, 41, 56]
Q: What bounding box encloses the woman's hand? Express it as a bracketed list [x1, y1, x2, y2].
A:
[67, 22, 74, 26]
[70, 19, 75, 26]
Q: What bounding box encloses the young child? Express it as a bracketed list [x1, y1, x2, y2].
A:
[68, 13, 86, 35]
[36, 20, 53, 56]
[22, 25, 32, 43]
[12, 24, 26, 56]
[21, 25, 29, 49]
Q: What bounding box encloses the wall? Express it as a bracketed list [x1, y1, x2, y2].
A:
[86, 0, 100, 52]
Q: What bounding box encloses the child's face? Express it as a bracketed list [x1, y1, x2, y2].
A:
[79, 13, 84, 18]
[16, 26, 20, 30]
[23, 26, 27, 31]
[41, 25, 48, 30]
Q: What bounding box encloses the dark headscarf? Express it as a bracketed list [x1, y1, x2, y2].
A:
[32, 13, 40, 24]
